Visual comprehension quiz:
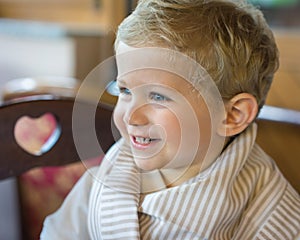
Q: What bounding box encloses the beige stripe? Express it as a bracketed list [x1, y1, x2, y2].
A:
[202, 162, 233, 234]
[202, 132, 249, 235]
[234, 171, 286, 239]
[271, 218, 291, 239]
[274, 212, 296, 238]
[188, 176, 215, 232]
[155, 189, 186, 236]
[258, 230, 272, 240]
[174, 186, 200, 234]
[280, 195, 299, 227]
[277, 200, 300, 233]
[142, 191, 169, 219]
[97, 141, 141, 239]
[262, 224, 280, 239]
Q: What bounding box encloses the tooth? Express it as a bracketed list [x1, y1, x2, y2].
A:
[136, 137, 151, 144]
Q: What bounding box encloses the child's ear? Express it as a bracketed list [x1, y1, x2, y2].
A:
[218, 93, 258, 137]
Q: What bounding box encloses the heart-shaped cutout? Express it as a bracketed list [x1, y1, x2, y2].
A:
[14, 113, 61, 156]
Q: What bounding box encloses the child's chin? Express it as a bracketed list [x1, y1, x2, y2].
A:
[134, 158, 159, 172]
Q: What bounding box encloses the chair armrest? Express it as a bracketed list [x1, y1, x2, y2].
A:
[258, 105, 300, 125]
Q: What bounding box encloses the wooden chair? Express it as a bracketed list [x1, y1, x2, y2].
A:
[0, 77, 118, 239]
[0, 77, 118, 180]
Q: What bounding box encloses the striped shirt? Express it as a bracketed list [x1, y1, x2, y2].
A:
[41, 124, 300, 239]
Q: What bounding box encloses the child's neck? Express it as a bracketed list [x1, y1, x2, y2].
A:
[159, 164, 202, 188]
[139, 164, 202, 194]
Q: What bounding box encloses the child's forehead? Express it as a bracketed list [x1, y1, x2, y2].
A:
[118, 68, 192, 88]
[115, 41, 209, 86]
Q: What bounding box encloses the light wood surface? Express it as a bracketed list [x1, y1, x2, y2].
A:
[0, 0, 127, 31]
[267, 31, 300, 110]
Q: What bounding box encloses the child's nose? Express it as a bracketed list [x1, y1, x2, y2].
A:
[124, 104, 149, 126]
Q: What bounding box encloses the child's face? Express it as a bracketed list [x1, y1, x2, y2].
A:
[113, 43, 226, 172]
[113, 68, 214, 172]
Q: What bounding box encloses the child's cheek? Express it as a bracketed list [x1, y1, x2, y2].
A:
[113, 104, 127, 138]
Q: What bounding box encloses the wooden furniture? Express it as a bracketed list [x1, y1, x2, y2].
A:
[0, 77, 119, 239]
[0, 77, 118, 180]
[256, 106, 300, 193]
[0, 96, 116, 180]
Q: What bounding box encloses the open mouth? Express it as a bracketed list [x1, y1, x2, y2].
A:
[135, 136, 152, 144]
[131, 136, 159, 148]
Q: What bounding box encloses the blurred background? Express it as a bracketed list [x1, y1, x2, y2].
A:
[0, 0, 139, 95]
[0, 0, 299, 239]
[0, 1, 137, 239]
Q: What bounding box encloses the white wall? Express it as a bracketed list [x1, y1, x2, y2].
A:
[0, 32, 75, 101]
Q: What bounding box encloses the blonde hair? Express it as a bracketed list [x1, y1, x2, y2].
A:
[115, 0, 279, 109]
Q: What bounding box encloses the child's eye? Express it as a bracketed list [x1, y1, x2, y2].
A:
[118, 87, 131, 96]
[149, 92, 170, 102]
